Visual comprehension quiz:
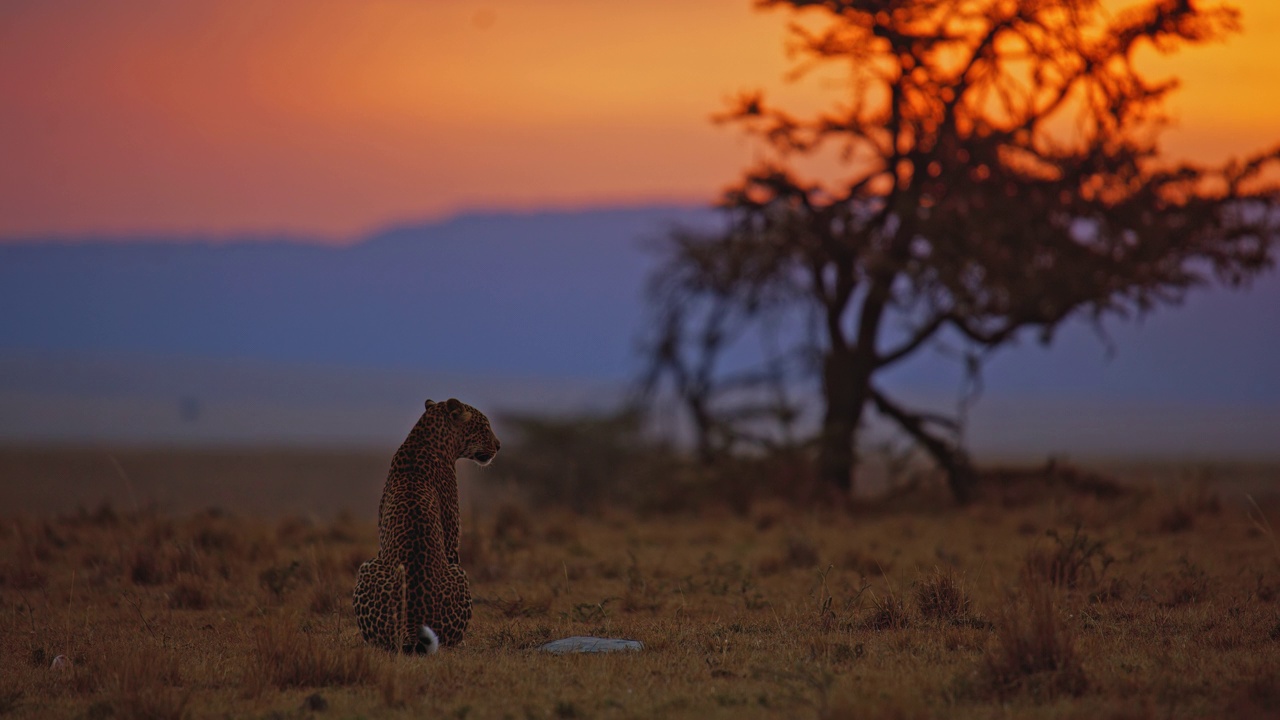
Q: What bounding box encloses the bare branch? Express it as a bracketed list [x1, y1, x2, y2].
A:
[875, 312, 948, 368]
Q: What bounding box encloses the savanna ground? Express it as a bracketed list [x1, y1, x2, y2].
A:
[1, 447, 1278, 719]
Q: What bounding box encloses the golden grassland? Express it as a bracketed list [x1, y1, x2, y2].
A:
[1, 451, 1278, 719]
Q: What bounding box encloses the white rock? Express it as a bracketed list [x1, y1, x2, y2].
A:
[538, 636, 643, 654]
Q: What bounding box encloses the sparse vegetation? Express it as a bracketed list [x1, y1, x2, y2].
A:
[1, 449, 1278, 718]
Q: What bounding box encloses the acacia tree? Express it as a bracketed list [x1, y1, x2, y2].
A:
[642, 0, 1278, 500]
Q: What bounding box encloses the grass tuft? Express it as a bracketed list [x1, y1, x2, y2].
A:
[983, 581, 1087, 700]
[915, 566, 972, 622]
[863, 590, 910, 631]
[1021, 524, 1111, 591]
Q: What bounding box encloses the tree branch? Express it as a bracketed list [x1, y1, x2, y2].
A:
[944, 312, 1027, 347]
[876, 312, 948, 368]
[868, 385, 974, 503]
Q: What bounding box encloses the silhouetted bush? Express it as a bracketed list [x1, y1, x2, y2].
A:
[485, 408, 839, 514]
[487, 408, 685, 512]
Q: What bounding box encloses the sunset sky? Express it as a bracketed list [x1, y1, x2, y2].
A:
[2, 0, 1279, 240]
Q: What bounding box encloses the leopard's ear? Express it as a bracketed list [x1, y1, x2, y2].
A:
[445, 398, 472, 423]
[424, 399, 436, 410]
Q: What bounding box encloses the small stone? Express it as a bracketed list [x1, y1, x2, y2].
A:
[538, 636, 643, 654]
[49, 655, 71, 671]
[303, 693, 328, 712]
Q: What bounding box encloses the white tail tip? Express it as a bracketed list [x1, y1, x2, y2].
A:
[419, 625, 440, 655]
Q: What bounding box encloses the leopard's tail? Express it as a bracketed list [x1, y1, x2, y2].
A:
[418, 625, 440, 655]
[396, 564, 439, 654]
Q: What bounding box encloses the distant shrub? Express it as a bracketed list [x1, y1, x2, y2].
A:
[486, 408, 682, 512]
[483, 407, 845, 514]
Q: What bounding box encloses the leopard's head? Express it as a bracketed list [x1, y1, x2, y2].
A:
[426, 398, 501, 466]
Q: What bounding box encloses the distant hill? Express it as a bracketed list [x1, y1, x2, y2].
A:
[0, 205, 717, 378]
[1, 204, 1277, 457]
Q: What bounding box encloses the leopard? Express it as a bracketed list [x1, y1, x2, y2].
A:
[352, 398, 500, 653]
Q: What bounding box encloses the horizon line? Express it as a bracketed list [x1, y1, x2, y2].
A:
[0, 196, 718, 247]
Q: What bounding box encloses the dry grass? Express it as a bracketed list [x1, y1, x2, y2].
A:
[982, 579, 1086, 701]
[1, 451, 1279, 718]
[914, 566, 972, 623]
[249, 614, 379, 692]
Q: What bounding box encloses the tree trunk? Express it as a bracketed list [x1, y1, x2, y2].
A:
[817, 348, 868, 493]
[690, 401, 717, 465]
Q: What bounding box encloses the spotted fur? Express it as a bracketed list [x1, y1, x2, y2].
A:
[353, 398, 500, 652]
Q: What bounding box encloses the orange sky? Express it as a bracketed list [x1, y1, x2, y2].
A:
[1, 0, 1278, 241]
